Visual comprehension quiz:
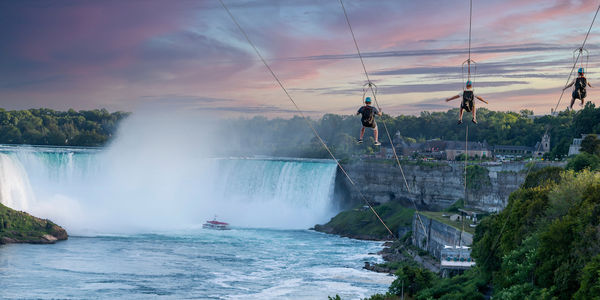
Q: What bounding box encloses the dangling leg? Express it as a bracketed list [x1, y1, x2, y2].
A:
[570, 97, 576, 109]
[458, 108, 464, 124]
[374, 125, 379, 144]
[472, 108, 477, 124]
[358, 126, 365, 143]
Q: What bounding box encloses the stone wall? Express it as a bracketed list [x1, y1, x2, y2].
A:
[335, 160, 564, 212]
[412, 213, 473, 259]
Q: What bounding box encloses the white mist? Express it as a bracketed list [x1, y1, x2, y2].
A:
[0, 111, 339, 234]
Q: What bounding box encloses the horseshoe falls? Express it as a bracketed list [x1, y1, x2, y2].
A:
[0, 146, 340, 233]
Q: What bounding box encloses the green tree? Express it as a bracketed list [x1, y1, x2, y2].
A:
[390, 264, 437, 296]
[415, 269, 486, 300]
[535, 183, 600, 298]
[580, 134, 600, 155]
[0, 125, 22, 143]
[574, 254, 600, 300]
[522, 166, 563, 188]
[566, 153, 600, 172]
[494, 236, 540, 298]
[471, 186, 551, 275]
[384, 170, 600, 300]
[0, 108, 128, 146]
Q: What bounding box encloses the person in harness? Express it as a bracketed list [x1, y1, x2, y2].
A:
[564, 68, 593, 109]
[445, 80, 488, 124]
[357, 97, 382, 146]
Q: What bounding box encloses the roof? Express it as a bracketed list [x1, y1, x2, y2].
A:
[445, 141, 491, 151]
[421, 140, 447, 151]
[444, 245, 471, 249]
[441, 261, 476, 268]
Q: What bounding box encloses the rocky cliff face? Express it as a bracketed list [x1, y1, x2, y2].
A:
[336, 160, 564, 212]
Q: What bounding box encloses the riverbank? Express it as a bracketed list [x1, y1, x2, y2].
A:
[363, 239, 440, 275]
[313, 202, 414, 241]
[313, 201, 440, 276]
[0, 203, 68, 244]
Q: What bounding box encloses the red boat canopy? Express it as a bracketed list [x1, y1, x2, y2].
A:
[207, 220, 229, 225]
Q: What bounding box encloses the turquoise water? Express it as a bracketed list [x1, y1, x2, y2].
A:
[0, 145, 392, 298]
[0, 229, 393, 299]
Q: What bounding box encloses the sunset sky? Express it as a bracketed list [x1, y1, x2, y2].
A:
[1, 0, 599, 117]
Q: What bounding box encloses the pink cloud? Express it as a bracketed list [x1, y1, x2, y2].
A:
[2, 0, 600, 116]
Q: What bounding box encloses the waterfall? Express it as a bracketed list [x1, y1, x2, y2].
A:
[0, 153, 35, 212]
[209, 158, 338, 228]
[0, 146, 339, 233]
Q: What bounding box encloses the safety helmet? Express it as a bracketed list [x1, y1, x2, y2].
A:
[578, 67, 585, 74]
[365, 97, 372, 103]
[466, 80, 472, 87]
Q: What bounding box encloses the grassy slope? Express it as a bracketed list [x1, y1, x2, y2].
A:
[315, 202, 415, 240]
[420, 211, 476, 234]
[0, 203, 68, 244]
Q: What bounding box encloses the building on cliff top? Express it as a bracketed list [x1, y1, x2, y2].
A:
[444, 141, 491, 160]
[568, 134, 591, 156]
[390, 131, 550, 161]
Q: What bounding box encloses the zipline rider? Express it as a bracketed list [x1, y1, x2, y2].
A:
[357, 97, 382, 146]
[445, 80, 488, 124]
[564, 68, 593, 109]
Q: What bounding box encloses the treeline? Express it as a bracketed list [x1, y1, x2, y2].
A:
[4, 104, 600, 152]
[364, 145, 600, 299]
[0, 108, 129, 146]
[229, 103, 600, 159]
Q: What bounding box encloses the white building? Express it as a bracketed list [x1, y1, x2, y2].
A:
[568, 134, 590, 156]
[440, 245, 476, 277]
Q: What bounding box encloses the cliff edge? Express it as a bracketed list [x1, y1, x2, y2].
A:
[337, 160, 565, 212]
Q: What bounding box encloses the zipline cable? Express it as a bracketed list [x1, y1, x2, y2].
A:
[338, 0, 429, 240]
[467, 0, 473, 80]
[218, 0, 397, 238]
[464, 125, 468, 210]
[481, 2, 600, 273]
[339, 0, 371, 84]
[458, 0, 474, 250]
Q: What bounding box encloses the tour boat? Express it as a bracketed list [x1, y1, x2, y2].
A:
[203, 217, 230, 230]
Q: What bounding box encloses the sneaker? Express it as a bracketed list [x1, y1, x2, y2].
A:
[457, 120, 463, 125]
[472, 119, 478, 124]
[374, 141, 381, 146]
[357, 139, 363, 144]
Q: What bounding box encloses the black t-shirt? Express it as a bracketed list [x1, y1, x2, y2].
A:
[358, 105, 380, 116]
